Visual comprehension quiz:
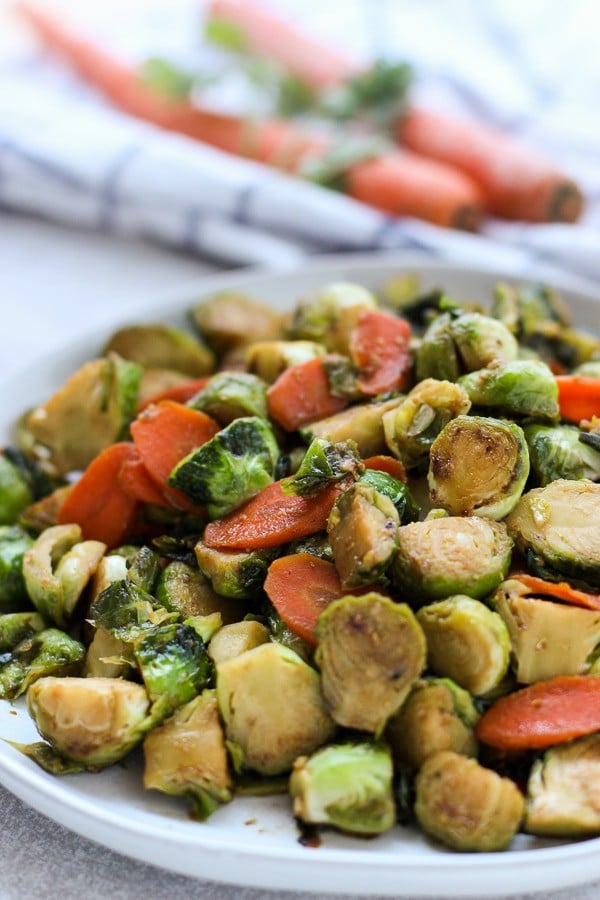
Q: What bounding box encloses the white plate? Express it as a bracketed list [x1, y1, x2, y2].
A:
[2, 251, 600, 898]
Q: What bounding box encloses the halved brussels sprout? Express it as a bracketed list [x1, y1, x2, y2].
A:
[0, 525, 35, 612]
[524, 424, 600, 486]
[288, 281, 378, 353]
[27, 676, 151, 769]
[391, 516, 513, 603]
[358, 469, 420, 524]
[0, 611, 45, 652]
[282, 439, 362, 498]
[156, 559, 246, 622]
[414, 751, 524, 851]
[416, 595, 511, 696]
[104, 324, 215, 376]
[450, 312, 519, 371]
[245, 340, 325, 384]
[190, 292, 285, 354]
[194, 541, 277, 599]
[17, 485, 71, 535]
[506, 480, 600, 588]
[216, 642, 335, 775]
[143, 689, 233, 820]
[168, 416, 279, 519]
[415, 313, 461, 383]
[0, 627, 85, 699]
[457, 359, 559, 422]
[290, 742, 395, 836]
[188, 371, 268, 424]
[315, 592, 425, 734]
[382, 379, 471, 471]
[0, 454, 33, 525]
[207, 620, 270, 666]
[88, 578, 171, 644]
[301, 396, 402, 459]
[428, 415, 529, 519]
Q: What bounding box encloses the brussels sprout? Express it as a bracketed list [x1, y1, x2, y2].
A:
[245, 340, 325, 384]
[136, 368, 193, 409]
[263, 602, 314, 663]
[103, 324, 215, 376]
[194, 541, 276, 599]
[506, 480, 600, 587]
[22, 524, 106, 628]
[415, 313, 461, 382]
[382, 379, 471, 471]
[574, 360, 600, 378]
[27, 676, 151, 769]
[143, 690, 233, 820]
[288, 281, 378, 353]
[208, 620, 270, 666]
[492, 282, 571, 338]
[0, 628, 85, 699]
[188, 371, 268, 424]
[190, 292, 285, 354]
[22, 354, 142, 476]
[17, 485, 71, 535]
[282, 439, 362, 498]
[114, 544, 162, 594]
[288, 532, 334, 562]
[290, 742, 395, 836]
[216, 642, 335, 775]
[327, 483, 399, 588]
[0, 454, 33, 525]
[386, 677, 479, 771]
[416, 595, 511, 696]
[301, 396, 402, 458]
[156, 559, 246, 622]
[168, 416, 279, 518]
[0, 611, 45, 651]
[457, 359, 559, 422]
[133, 622, 213, 718]
[358, 469, 419, 524]
[428, 415, 530, 519]
[451, 312, 520, 372]
[524, 424, 600, 485]
[492, 579, 600, 684]
[414, 751, 524, 851]
[525, 734, 600, 837]
[89, 578, 170, 643]
[315, 592, 425, 734]
[85, 625, 134, 679]
[391, 516, 513, 603]
[0, 525, 35, 612]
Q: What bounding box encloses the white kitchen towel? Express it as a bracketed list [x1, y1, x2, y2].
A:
[1, 0, 599, 284]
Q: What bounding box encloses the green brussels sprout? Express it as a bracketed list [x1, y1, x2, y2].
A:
[450, 312, 519, 371]
[415, 313, 461, 382]
[0, 627, 85, 699]
[22, 524, 106, 628]
[524, 424, 600, 486]
[0, 524, 35, 611]
[428, 415, 530, 519]
[89, 578, 172, 643]
[290, 742, 395, 836]
[414, 751, 524, 851]
[315, 592, 425, 734]
[288, 281, 378, 353]
[190, 291, 284, 354]
[327, 483, 399, 588]
[103, 323, 215, 376]
[288, 532, 334, 562]
[391, 516, 513, 603]
[22, 353, 142, 476]
[301, 396, 402, 459]
[208, 620, 270, 666]
[263, 601, 314, 662]
[155, 559, 246, 622]
[194, 541, 277, 599]
[0, 611, 45, 652]
[416, 595, 511, 697]
[0, 454, 33, 525]
[457, 359, 560, 422]
[525, 733, 600, 837]
[358, 468, 420, 524]
[188, 371, 268, 424]
[143, 690, 233, 820]
[491, 282, 571, 340]
[27, 675, 151, 769]
[245, 340, 325, 384]
[168, 416, 279, 518]
[506, 479, 600, 588]
[382, 379, 471, 471]
[282, 439, 362, 498]
[216, 642, 335, 775]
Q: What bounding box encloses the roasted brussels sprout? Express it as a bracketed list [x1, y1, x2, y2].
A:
[88, 578, 169, 644]
[414, 751, 524, 851]
[104, 323, 215, 376]
[506, 480, 600, 587]
[27, 676, 151, 769]
[194, 541, 276, 599]
[0, 627, 85, 699]
[288, 281, 377, 353]
[414, 313, 461, 382]
[450, 312, 519, 371]
[524, 424, 600, 485]
[282, 439, 362, 498]
[0, 611, 45, 651]
[245, 340, 325, 383]
[491, 282, 571, 339]
[207, 620, 270, 666]
[216, 642, 335, 775]
[358, 468, 419, 524]
[156, 559, 246, 622]
[290, 742, 395, 836]
[428, 415, 530, 519]
[0, 525, 35, 612]
[188, 371, 268, 424]
[457, 359, 559, 422]
[168, 416, 279, 518]
[301, 396, 402, 458]
[190, 292, 284, 354]
[143, 689, 233, 820]
[391, 516, 513, 603]
[416, 595, 511, 696]
[315, 592, 425, 734]
[0, 453, 33, 525]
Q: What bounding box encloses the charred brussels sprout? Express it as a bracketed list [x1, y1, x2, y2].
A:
[428, 415, 529, 519]
[0, 627, 85, 699]
[315, 592, 425, 734]
[506, 480, 600, 588]
[187, 371, 268, 424]
[416, 596, 511, 696]
[414, 751, 524, 851]
[216, 642, 335, 775]
[0, 454, 33, 524]
[282, 439, 362, 498]
[457, 360, 559, 422]
[391, 516, 513, 603]
[168, 416, 279, 518]
[288, 281, 377, 353]
[155, 559, 246, 622]
[104, 324, 215, 376]
[89, 578, 170, 643]
[0, 611, 45, 651]
[290, 742, 395, 836]
[524, 424, 600, 485]
[194, 541, 276, 599]
[0, 525, 35, 612]
[190, 292, 284, 354]
[301, 396, 402, 458]
[143, 689, 233, 820]
[359, 469, 419, 524]
[415, 313, 461, 382]
[27, 676, 151, 769]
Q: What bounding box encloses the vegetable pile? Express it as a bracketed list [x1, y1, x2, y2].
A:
[2, 273, 600, 852]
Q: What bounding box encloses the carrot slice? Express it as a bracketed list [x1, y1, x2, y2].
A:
[476, 675, 600, 751]
[118, 453, 171, 507]
[57, 442, 139, 547]
[203, 478, 350, 550]
[511, 572, 600, 612]
[363, 455, 408, 483]
[266, 357, 348, 431]
[555, 375, 600, 423]
[349, 310, 412, 395]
